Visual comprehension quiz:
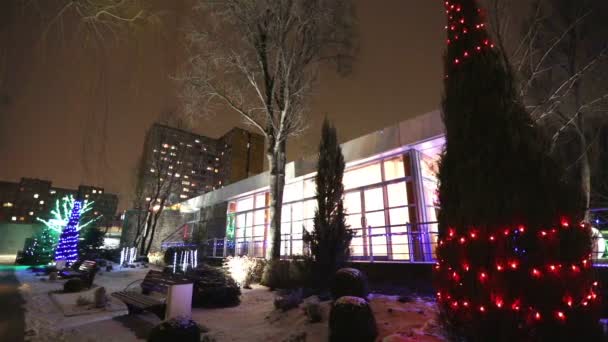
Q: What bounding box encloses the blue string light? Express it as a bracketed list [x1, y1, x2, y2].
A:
[54, 200, 83, 265]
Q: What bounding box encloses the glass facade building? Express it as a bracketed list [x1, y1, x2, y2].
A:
[224, 137, 444, 263]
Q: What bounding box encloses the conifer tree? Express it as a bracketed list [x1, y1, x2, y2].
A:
[22, 228, 57, 265]
[304, 118, 353, 290]
[435, 1, 601, 340]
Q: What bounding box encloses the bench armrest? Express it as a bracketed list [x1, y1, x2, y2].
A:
[124, 278, 145, 291]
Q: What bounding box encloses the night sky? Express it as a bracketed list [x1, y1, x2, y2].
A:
[0, 1, 447, 209]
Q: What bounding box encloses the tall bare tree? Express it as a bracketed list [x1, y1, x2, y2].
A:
[488, 0, 608, 220]
[179, 0, 356, 261]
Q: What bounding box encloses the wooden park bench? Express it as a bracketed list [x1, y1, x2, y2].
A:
[111, 270, 192, 320]
[59, 260, 98, 289]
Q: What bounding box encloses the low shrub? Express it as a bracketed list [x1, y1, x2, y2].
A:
[304, 301, 323, 323]
[222, 256, 257, 288]
[331, 268, 369, 300]
[261, 258, 314, 289]
[64, 278, 87, 293]
[187, 264, 241, 308]
[148, 317, 201, 342]
[273, 288, 303, 312]
[329, 296, 377, 342]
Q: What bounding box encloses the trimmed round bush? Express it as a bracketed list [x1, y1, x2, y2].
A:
[64, 278, 87, 293]
[187, 264, 240, 308]
[331, 268, 369, 299]
[147, 317, 201, 342]
[329, 296, 377, 342]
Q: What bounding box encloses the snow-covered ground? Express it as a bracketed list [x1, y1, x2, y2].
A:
[15, 267, 444, 342]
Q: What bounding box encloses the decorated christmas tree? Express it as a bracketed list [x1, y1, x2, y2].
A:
[22, 227, 57, 265]
[435, 1, 601, 340]
[54, 200, 83, 265]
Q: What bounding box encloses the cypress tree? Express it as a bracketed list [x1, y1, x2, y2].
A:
[435, 1, 601, 341]
[304, 118, 353, 290]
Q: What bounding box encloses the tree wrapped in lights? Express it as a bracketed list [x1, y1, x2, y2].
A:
[54, 200, 84, 264]
[435, 1, 601, 340]
[37, 195, 100, 234]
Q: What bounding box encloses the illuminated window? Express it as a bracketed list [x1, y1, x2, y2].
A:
[145, 197, 151, 201]
[39, 200, 45, 204]
[283, 181, 303, 203]
[150, 169, 155, 173]
[180, 194, 188, 199]
[384, 156, 405, 181]
[11, 216, 16, 221]
[50, 190, 56, 194]
[387, 182, 408, 207]
[183, 188, 189, 192]
[33, 193, 39, 199]
[343, 163, 382, 190]
[162, 143, 169, 148]
[29, 211, 34, 216]
[303, 178, 316, 198]
[195, 139, 200, 143]
[175, 173, 181, 178]
[255, 193, 267, 208]
[214, 169, 218, 173]
[92, 189, 97, 194]
[3, 202, 13, 207]
[237, 197, 254, 212]
[182, 181, 191, 185]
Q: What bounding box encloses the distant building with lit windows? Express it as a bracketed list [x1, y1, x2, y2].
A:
[139, 123, 265, 205]
[0, 178, 118, 228]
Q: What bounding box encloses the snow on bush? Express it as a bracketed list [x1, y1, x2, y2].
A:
[223, 256, 256, 287]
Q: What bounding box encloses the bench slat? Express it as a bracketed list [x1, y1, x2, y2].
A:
[112, 291, 163, 308]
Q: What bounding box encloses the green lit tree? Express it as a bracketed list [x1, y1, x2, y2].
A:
[304, 118, 353, 291]
[36, 195, 100, 234]
[22, 227, 57, 265]
[434, 1, 601, 341]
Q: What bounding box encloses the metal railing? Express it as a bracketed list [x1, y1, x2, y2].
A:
[200, 221, 440, 263]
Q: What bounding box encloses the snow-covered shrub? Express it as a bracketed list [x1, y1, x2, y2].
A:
[64, 278, 86, 293]
[331, 268, 368, 299]
[187, 264, 240, 308]
[329, 296, 377, 342]
[148, 252, 165, 266]
[304, 301, 323, 322]
[273, 288, 303, 312]
[76, 296, 92, 306]
[262, 258, 314, 289]
[223, 256, 256, 288]
[147, 316, 201, 342]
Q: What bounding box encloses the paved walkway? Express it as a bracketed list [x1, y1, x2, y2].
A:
[0, 267, 25, 342]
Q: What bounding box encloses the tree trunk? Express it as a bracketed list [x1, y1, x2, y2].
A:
[144, 209, 162, 256]
[576, 120, 591, 221]
[266, 139, 286, 260]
